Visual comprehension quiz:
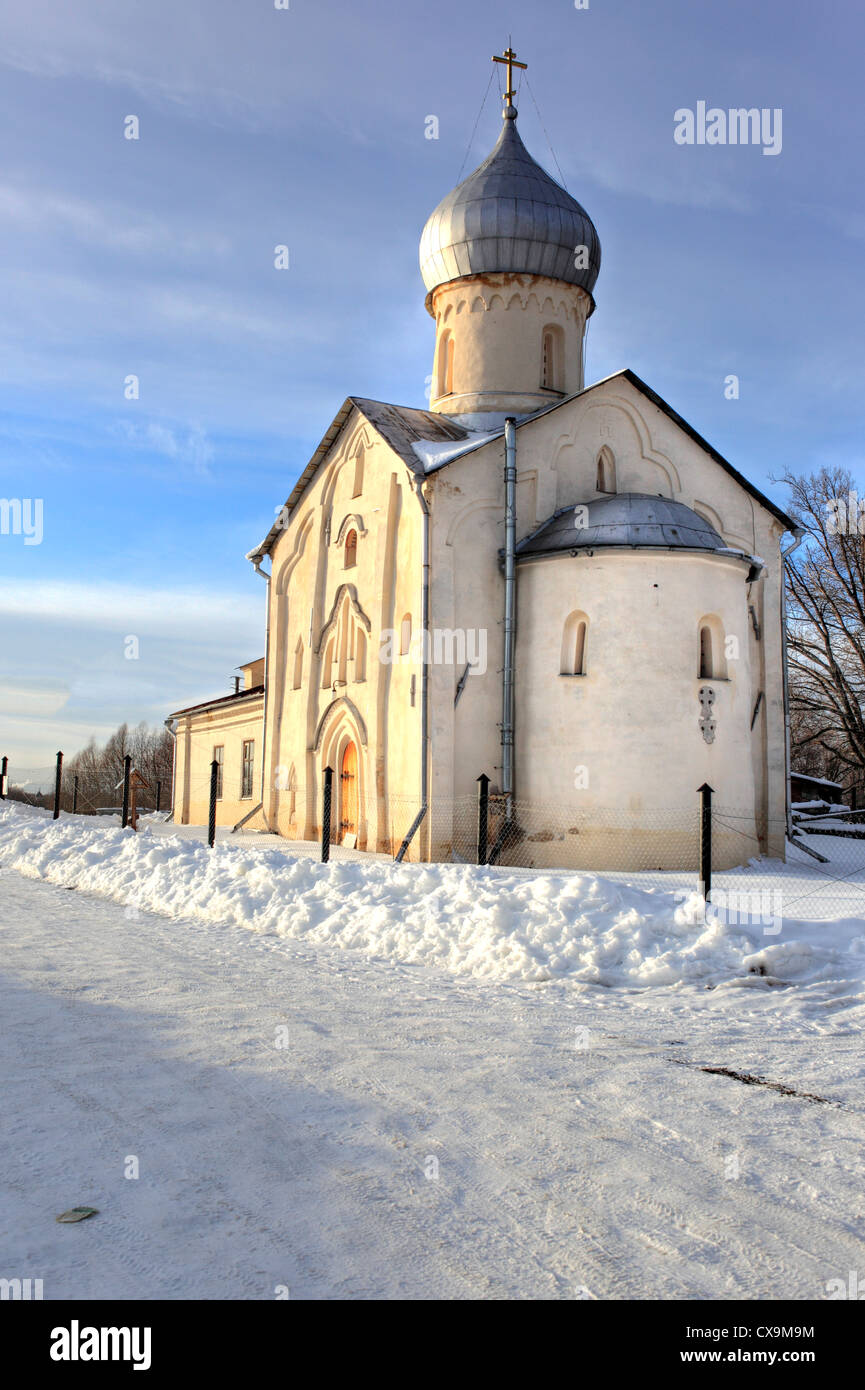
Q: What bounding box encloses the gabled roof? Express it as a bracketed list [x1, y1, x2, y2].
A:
[420, 369, 796, 532]
[247, 398, 471, 562]
[247, 371, 795, 564]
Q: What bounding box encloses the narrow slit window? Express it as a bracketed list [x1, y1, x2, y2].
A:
[560, 611, 588, 675]
[321, 637, 334, 689]
[344, 528, 357, 568]
[699, 625, 713, 678]
[542, 325, 564, 391]
[596, 446, 617, 494]
[355, 628, 367, 682]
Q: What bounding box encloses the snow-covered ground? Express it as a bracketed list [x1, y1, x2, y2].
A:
[2, 802, 865, 1299]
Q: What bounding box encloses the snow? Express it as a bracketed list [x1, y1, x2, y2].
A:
[3, 801, 865, 1299]
[2, 803, 864, 992]
[410, 430, 501, 472]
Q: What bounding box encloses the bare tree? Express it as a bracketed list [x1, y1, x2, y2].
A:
[65, 723, 173, 814]
[778, 465, 865, 801]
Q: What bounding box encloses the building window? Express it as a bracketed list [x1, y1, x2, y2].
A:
[596, 446, 616, 494]
[213, 745, 224, 800]
[321, 637, 334, 688]
[542, 325, 564, 392]
[352, 450, 364, 498]
[344, 528, 357, 568]
[355, 627, 367, 681]
[400, 613, 412, 657]
[560, 611, 588, 675]
[240, 739, 255, 799]
[293, 638, 303, 690]
[438, 331, 454, 397]
[699, 625, 712, 678]
[698, 616, 727, 679]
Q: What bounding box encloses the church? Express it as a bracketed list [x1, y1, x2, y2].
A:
[168, 50, 795, 870]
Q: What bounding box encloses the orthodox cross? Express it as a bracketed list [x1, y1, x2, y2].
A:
[492, 45, 527, 106]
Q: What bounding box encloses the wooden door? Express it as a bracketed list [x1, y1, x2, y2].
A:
[340, 742, 358, 838]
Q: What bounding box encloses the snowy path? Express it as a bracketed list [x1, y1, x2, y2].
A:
[3, 870, 865, 1300]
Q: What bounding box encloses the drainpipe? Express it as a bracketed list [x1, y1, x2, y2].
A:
[162, 716, 178, 821]
[241, 553, 272, 833]
[780, 525, 806, 843]
[395, 476, 430, 861]
[501, 417, 518, 819]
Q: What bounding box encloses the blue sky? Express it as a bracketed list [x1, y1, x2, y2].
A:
[1, 0, 863, 776]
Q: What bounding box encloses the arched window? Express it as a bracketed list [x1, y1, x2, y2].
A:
[344, 528, 357, 568]
[560, 611, 588, 675]
[698, 616, 727, 679]
[338, 604, 350, 686]
[699, 625, 712, 678]
[293, 637, 303, 690]
[355, 628, 367, 682]
[400, 613, 412, 657]
[321, 637, 334, 689]
[596, 446, 616, 494]
[438, 332, 454, 396]
[542, 324, 565, 392]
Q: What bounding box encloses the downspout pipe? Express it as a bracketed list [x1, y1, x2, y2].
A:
[162, 717, 178, 821]
[780, 525, 806, 843]
[395, 476, 430, 862]
[240, 553, 272, 833]
[501, 417, 518, 819]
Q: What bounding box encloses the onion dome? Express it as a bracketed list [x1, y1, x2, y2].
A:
[419, 109, 601, 303]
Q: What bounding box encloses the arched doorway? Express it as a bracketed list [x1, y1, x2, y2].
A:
[340, 741, 358, 839]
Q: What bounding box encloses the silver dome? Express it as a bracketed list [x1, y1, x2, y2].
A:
[517, 494, 733, 557]
[419, 111, 601, 303]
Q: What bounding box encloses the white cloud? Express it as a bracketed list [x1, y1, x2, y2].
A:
[0, 578, 259, 636]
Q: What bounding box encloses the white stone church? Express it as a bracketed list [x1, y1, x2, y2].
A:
[168, 68, 795, 869]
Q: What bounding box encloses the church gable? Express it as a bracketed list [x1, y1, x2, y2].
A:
[500, 371, 792, 554]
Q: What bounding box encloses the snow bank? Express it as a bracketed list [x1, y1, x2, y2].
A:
[2, 803, 863, 991]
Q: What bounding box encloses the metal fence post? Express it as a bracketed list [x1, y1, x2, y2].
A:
[477, 773, 489, 865]
[698, 782, 713, 901]
[321, 766, 333, 863]
[0, 755, 7, 799]
[53, 751, 63, 820]
[72, 775, 79, 814]
[208, 759, 218, 848]
[156, 780, 162, 813]
[121, 755, 131, 828]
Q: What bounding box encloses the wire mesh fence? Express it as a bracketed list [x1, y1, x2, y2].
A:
[5, 751, 865, 922]
[711, 806, 865, 924]
[1, 760, 168, 820]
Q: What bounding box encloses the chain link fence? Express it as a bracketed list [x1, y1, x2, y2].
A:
[6, 756, 865, 921]
[710, 805, 865, 924]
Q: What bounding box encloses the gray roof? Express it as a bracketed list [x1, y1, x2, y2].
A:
[517, 493, 743, 558]
[248, 398, 472, 561]
[419, 111, 601, 303]
[248, 372, 797, 565]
